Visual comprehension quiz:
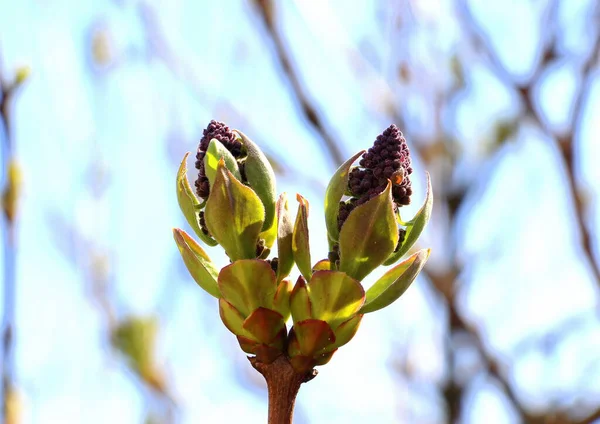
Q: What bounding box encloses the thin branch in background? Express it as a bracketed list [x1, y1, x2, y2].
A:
[456, 0, 600, 287]
[252, 0, 345, 168]
[248, 0, 600, 422]
[128, 2, 326, 196]
[1, 54, 27, 424]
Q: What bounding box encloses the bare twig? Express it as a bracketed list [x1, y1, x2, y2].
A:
[456, 0, 600, 286]
[1, 56, 23, 424]
[252, 0, 345, 168]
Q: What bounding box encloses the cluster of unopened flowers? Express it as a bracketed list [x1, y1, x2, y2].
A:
[174, 120, 432, 373]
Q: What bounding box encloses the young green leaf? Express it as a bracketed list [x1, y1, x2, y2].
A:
[384, 172, 433, 265]
[204, 159, 265, 260]
[272, 279, 293, 320]
[235, 130, 277, 240]
[339, 182, 398, 281]
[330, 314, 363, 349]
[219, 298, 250, 337]
[307, 270, 365, 329]
[292, 194, 312, 280]
[242, 307, 285, 345]
[276, 193, 294, 282]
[175, 153, 217, 246]
[173, 228, 220, 298]
[204, 139, 241, 186]
[293, 319, 335, 356]
[324, 150, 365, 245]
[218, 259, 277, 317]
[290, 276, 311, 323]
[360, 249, 430, 314]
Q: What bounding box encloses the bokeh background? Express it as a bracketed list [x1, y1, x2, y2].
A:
[1, 0, 600, 423]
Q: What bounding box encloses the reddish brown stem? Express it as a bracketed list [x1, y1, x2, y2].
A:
[249, 356, 316, 424]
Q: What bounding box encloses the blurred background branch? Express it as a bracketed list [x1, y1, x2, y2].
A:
[1, 52, 27, 424]
[1, 1, 600, 423]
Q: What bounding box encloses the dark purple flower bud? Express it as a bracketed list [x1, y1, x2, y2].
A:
[195, 120, 243, 199]
[339, 124, 413, 231]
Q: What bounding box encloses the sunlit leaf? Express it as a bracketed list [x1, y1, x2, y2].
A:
[175, 153, 217, 246]
[292, 194, 312, 280]
[293, 319, 335, 356]
[236, 130, 277, 243]
[204, 139, 241, 187]
[290, 276, 311, 323]
[272, 279, 293, 320]
[219, 298, 250, 337]
[205, 159, 265, 260]
[307, 270, 364, 329]
[339, 182, 398, 281]
[324, 150, 365, 246]
[276, 193, 294, 282]
[384, 173, 432, 265]
[360, 249, 430, 314]
[330, 314, 363, 349]
[218, 259, 277, 317]
[173, 228, 220, 298]
[243, 307, 285, 344]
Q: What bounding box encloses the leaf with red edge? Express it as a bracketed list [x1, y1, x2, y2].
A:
[308, 271, 365, 329]
[312, 259, 331, 272]
[293, 319, 335, 356]
[218, 259, 277, 317]
[272, 279, 292, 320]
[242, 307, 285, 345]
[219, 298, 250, 338]
[290, 276, 311, 323]
[331, 314, 363, 349]
[236, 335, 259, 355]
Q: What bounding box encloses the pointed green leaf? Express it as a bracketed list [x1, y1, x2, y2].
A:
[290, 276, 311, 323]
[204, 139, 241, 187]
[293, 319, 335, 356]
[330, 314, 362, 349]
[218, 259, 277, 317]
[219, 298, 250, 337]
[205, 159, 265, 260]
[175, 153, 217, 246]
[272, 279, 292, 320]
[293, 194, 312, 280]
[242, 307, 285, 344]
[235, 130, 277, 240]
[384, 173, 433, 265]
[324, 150, 365, 245]
[339, 182, 398, 281]
[360, 249, 430, 314]
[307, 270, 365, 329]
[173, 228, 220, 298]
[276, 193, 294, 282]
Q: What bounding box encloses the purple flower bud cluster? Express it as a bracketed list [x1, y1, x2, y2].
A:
[195, 120, 243, 199]
[338, 124, 413, 231]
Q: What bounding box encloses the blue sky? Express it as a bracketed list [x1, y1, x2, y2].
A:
[1, 0, 599, 423]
